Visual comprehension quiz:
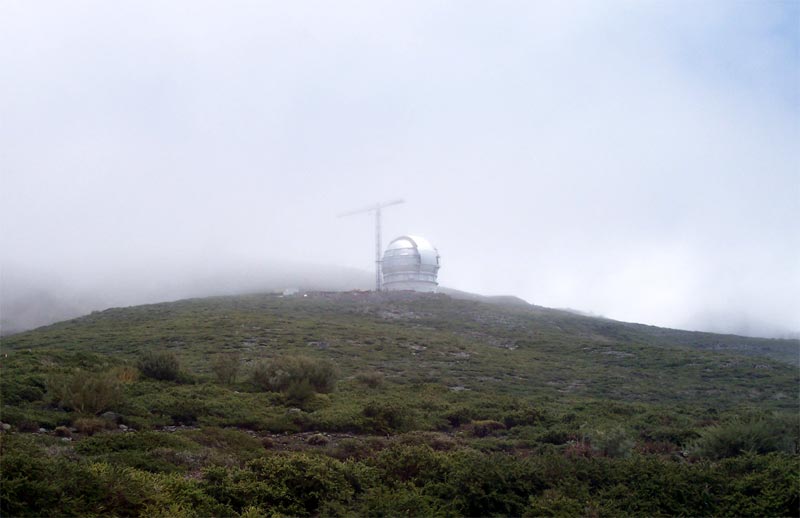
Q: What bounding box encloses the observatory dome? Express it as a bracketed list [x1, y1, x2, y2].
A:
[382, 235, 440, 292]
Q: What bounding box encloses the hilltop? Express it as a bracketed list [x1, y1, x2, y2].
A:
[1, 291, 798, 517]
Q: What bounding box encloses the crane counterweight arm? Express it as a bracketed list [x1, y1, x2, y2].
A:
[337, 199, 406, 291]
[338, 198, 404, 218]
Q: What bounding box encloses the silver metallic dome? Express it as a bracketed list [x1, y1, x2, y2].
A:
[382, 235, 440, 292]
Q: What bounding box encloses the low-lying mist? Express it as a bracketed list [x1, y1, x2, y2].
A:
[0, 262, 371, 336]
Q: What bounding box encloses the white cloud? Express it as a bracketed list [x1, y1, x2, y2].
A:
[1, 0, 797, 336]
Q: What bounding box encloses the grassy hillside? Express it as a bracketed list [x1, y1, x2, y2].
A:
[1, 291, 798, 517]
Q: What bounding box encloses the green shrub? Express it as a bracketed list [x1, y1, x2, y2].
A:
[467, 420, 507, 438]
[54, 426, 72, 438]
[590, 425, 635, 458]
[444, 406, 477, 428]
[0, 406, 71, 430]
[110, 365, 140, 384]
[1, 374, 45, 405]
[503, 405, 544, 429]
[371, 444, 446, 484]
[524, 489, 585, 517]
[73, 417, 112, 436]
[363, 401, 413, 433]
[690, 415, 797, 459]
[350, 484, 447, 517]
[148, 394, 209, 426]
[250, 355, 337, 394]
[46, 370, 121, 414]
[355, 371, 384, 389]
[138, 351, 182, 381]
[396, 431, 457, 451]
[0, 435, 168, 517]
[307, 433, 329, 446]
[185, 427, 264, 461]
[284, 379, 316, 406]
[211, 353, 240, 385]
[201, 453, 353, 516]
[75, 430, 196, 455]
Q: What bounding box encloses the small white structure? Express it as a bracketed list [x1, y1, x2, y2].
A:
[382, 235, 440, 292]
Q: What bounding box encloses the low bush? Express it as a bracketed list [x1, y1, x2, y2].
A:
[75, 430, 197, 455]
[251, 355, 337, 395]
[54, 426, 72, 438]
[138, 351, 182, 381]
[0, 406, 70, 430]
[444, 406, 477, 428]
[211, 353, 240, 385]
[370, 444, 445, 484]
[148, 394, 209, 426]
[689, 415, 797, 459]
[307, 433, 329, 446]
[355, 371, 384, 389]
[185, 427, 264, 461]
[0, 374, 45, 405]
[201, 453, 353, 516]
[284, 379, 316, 406]
[73, 417, 113, 436]
[396, 431, 458, 451]
[46, 370, 122, 415]
[503, 405, 544, 429]
[111, 365, 140, 384]
[590, 425, 635, 458]
[444, 450, 542, 516]
[362, 401, 413, 433]
[349, 484, 448, 517]
[467, 419, 507, 438]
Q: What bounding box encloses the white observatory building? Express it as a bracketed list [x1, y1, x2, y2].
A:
[381, 235, 441, 292]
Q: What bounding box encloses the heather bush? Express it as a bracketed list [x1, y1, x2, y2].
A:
[467, 419, 506, 438]
[138, 351, 182, 381]
[0, 374, 45, 405]
[46, 370, 121, 414]
[284, 379, 316, 406]
[306, 433, 329, 446]
[211, 352, 240, 385]
[250, 355, 337, 394]
[590, 425, 635, 458]
[689, 415, 797, 459]
[362, 400, 413, 433]
[201, 453, 353, 516]
[73, 417, 112, 435]
[355, 370, 384, 388]
[111, 365, 139, 384]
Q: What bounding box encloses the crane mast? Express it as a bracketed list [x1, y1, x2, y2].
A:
[338, 199, 405, 292]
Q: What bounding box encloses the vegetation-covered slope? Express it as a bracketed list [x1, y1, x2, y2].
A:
[1, 292, 798, 517]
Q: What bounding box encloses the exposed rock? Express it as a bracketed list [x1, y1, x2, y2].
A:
[100, 411, 121, 422]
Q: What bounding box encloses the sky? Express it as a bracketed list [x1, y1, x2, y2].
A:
[1, 0, 798, 338]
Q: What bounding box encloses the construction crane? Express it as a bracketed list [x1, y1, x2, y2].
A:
[339, 199, 405, 291]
